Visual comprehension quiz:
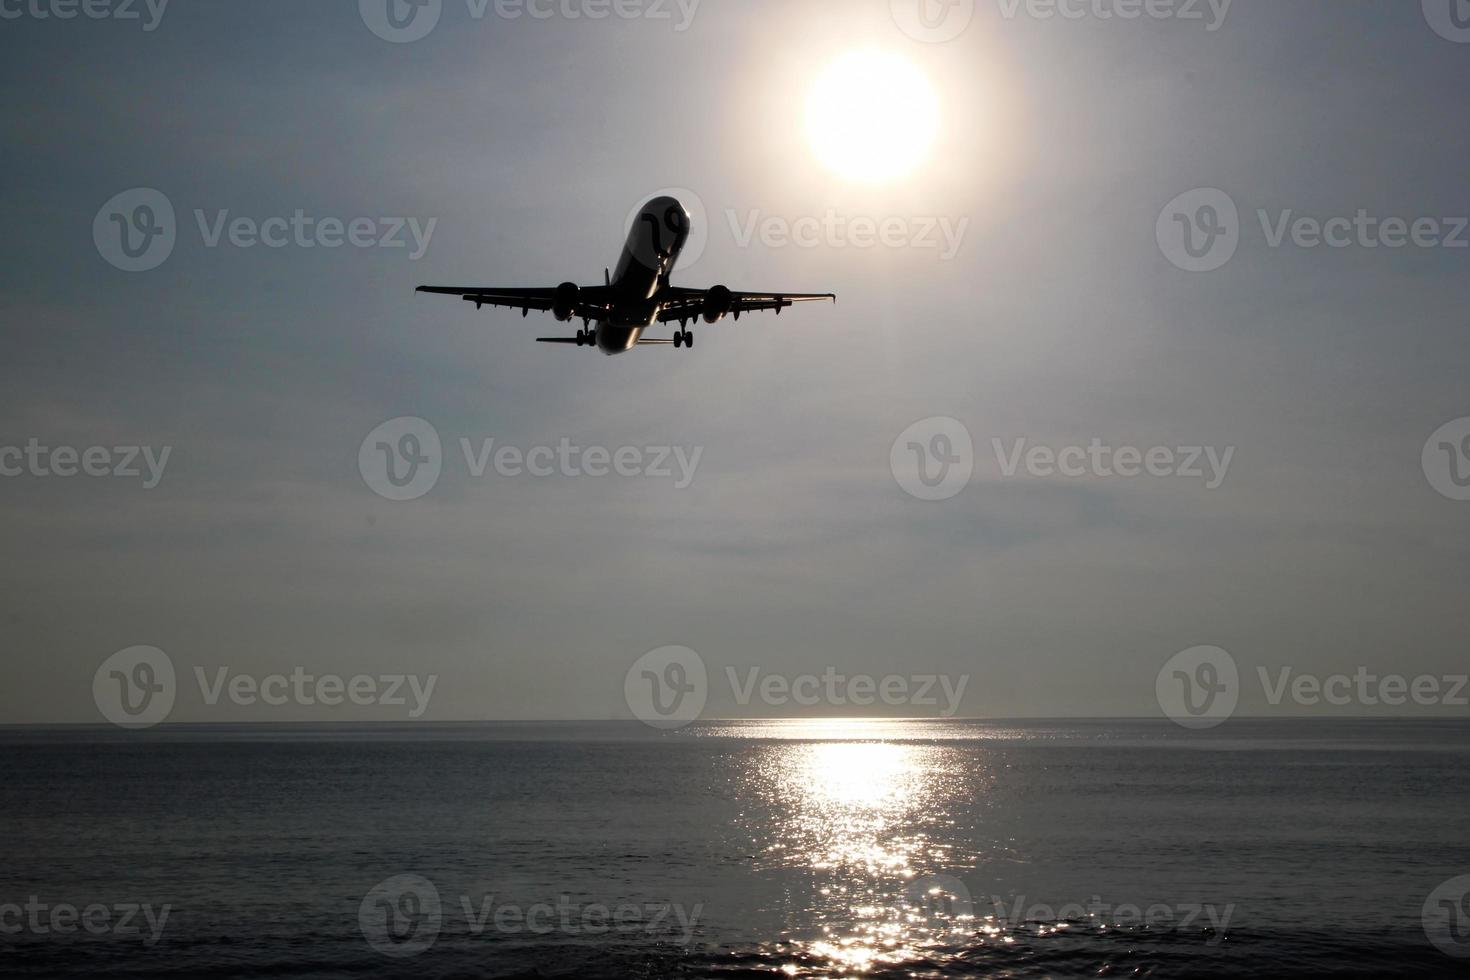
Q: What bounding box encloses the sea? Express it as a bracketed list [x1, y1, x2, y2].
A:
[2, 719, 1467, 978]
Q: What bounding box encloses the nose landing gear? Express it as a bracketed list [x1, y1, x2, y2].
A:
[576, 328, 595, 347]
[673, 329, 695, 349]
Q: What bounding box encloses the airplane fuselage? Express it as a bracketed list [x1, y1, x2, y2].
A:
[596, 196, 690, 354]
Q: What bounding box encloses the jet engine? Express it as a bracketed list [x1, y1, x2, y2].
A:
[552, 282, 580, 322]
[702, 285, 733, 324]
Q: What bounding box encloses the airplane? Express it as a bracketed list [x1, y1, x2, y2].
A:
[417, 196, 836, 355]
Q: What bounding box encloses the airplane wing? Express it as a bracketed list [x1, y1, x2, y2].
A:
[416, 285, 613, 318]
[657, 287, 836, 323]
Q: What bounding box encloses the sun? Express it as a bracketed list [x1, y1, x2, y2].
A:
[806, 50, 940, 185]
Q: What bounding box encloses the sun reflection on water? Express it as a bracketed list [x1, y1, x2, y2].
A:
[785, 741, 925, 874]
[731, 720, 988, 976]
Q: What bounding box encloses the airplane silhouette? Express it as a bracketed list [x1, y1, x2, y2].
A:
[417, 196, 836, 355]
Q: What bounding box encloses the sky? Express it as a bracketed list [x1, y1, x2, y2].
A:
[1, 0, 1468, 725]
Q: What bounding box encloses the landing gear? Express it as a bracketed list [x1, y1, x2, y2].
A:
[576, 328, 594, 347]
[674, 329, 695, 349]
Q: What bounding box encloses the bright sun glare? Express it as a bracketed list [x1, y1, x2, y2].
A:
[806, 50, 939, 185]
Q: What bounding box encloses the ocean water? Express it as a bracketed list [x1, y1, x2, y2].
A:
[1, 719, 1467, 978]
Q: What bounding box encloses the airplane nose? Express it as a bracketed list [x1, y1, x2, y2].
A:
[642, 196, 690, 235]
[597, 329, 636, 355]
[643, 195, 685, 217]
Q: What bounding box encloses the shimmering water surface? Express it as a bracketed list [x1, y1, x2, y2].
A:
[2, 719, 1466, 978]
